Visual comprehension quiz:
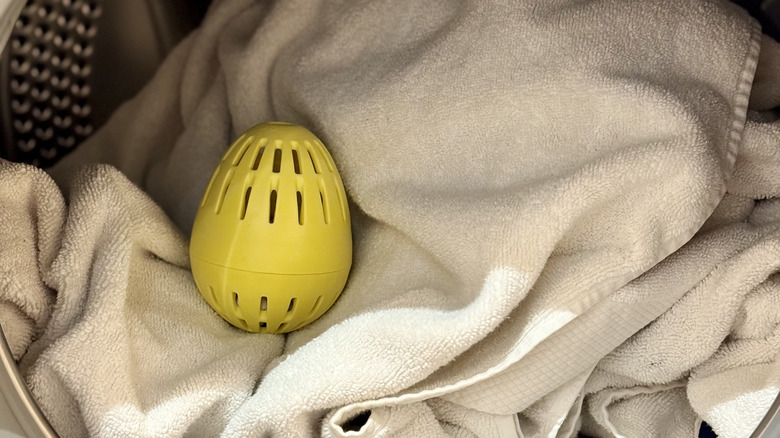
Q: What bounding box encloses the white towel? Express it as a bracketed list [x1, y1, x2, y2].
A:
[582, 210, 780, 437]
[0, 164, 60, 361]
[580, 37, 780, 438]
[3, 163, 282, 437]
[0, 0, 769, 437]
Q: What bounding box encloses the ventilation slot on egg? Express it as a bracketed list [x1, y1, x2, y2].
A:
[252, 146, 265, 170]
[318, 143, 335, 172]
[272, 148, 282, 173]
[269, 190, 278, 223]
[297, 191, 304, 225]
[208, 285, 218, 308]
[320, 189, 329, 224]
[335, 176, 347, 221]
[240, 186, 251, 220]
[215, 169, 235, 214]
[232, 292, 240, 308]
[233, 138, 252, 166]
[308, 296, 324, 318]
[200, 168, 219, 208]
[261, 296, 268, 311]
[292, 149, 302, 174]
[217, 181, 230, 214]
[307, 147, 320, 174]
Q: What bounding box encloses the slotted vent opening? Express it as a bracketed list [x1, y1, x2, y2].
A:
[252, 146, 265, 170]
[272, 148, 282, 173]
[297, 191, 303, 225]
[240, 186, 252, 220]
[334, 176, 347, 221]
[232, 292, 240, 308]
[318, 143, 335, 172]
[277, 322, 287, 331]
[320, 189, 329, 224]
[228, 136, 253, 165]
[260, 322, 267, 329]
[208, 285, 218, 305]
[288, 298, 296, 312]
[269, 190, 278, 223]
[292, 149, 301, 174]
[308, 148, 320, 174]
[234, 140, 252, 165]
[215, 172, 233, 214]
[260, 296, 268, 311]
[237, 319, 249, 330]
[308, 296, 323, 318]
[200, 168, 219, 208]
[222, 138, 239, 162]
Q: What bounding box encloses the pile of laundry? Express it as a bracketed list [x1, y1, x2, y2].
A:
[1, 0, 779, 436]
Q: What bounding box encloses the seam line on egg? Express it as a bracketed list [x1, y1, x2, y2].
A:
[190, 257, 350, 276]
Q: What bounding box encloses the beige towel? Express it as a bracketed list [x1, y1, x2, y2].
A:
[0, 0, 766, 436]
[0, 163, 281, 437]
[580, 36, 780, 438]
[582, 211, 780, 438]
[0, 163, 61, 361]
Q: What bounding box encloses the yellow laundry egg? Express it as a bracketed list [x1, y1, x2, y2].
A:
[189, 122, 352, 333]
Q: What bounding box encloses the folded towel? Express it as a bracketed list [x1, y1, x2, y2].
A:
[0, 0, 767, 437]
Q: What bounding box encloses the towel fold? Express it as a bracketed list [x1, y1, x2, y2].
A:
[582, 207, 780, 438]
[579, 36, 780, 438]
[0, 163, 61, 360]
[0, 0, 774, 437]
[1, 162, 283, 437]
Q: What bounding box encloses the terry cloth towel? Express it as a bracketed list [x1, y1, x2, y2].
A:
[579, 36, 780, 438]
[2, 162, 283, 437]
[0, 0, 772, 437]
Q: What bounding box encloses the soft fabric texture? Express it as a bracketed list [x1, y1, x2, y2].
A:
[581, 207, 780, 438]
[579, 37, 780, 438]
[0, 164, 61, 361]
[0, 0, 775, 437]
[3, 162, 283, 437]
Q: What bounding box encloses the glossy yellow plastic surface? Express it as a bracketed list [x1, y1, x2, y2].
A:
[190, 122, 352, 333]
